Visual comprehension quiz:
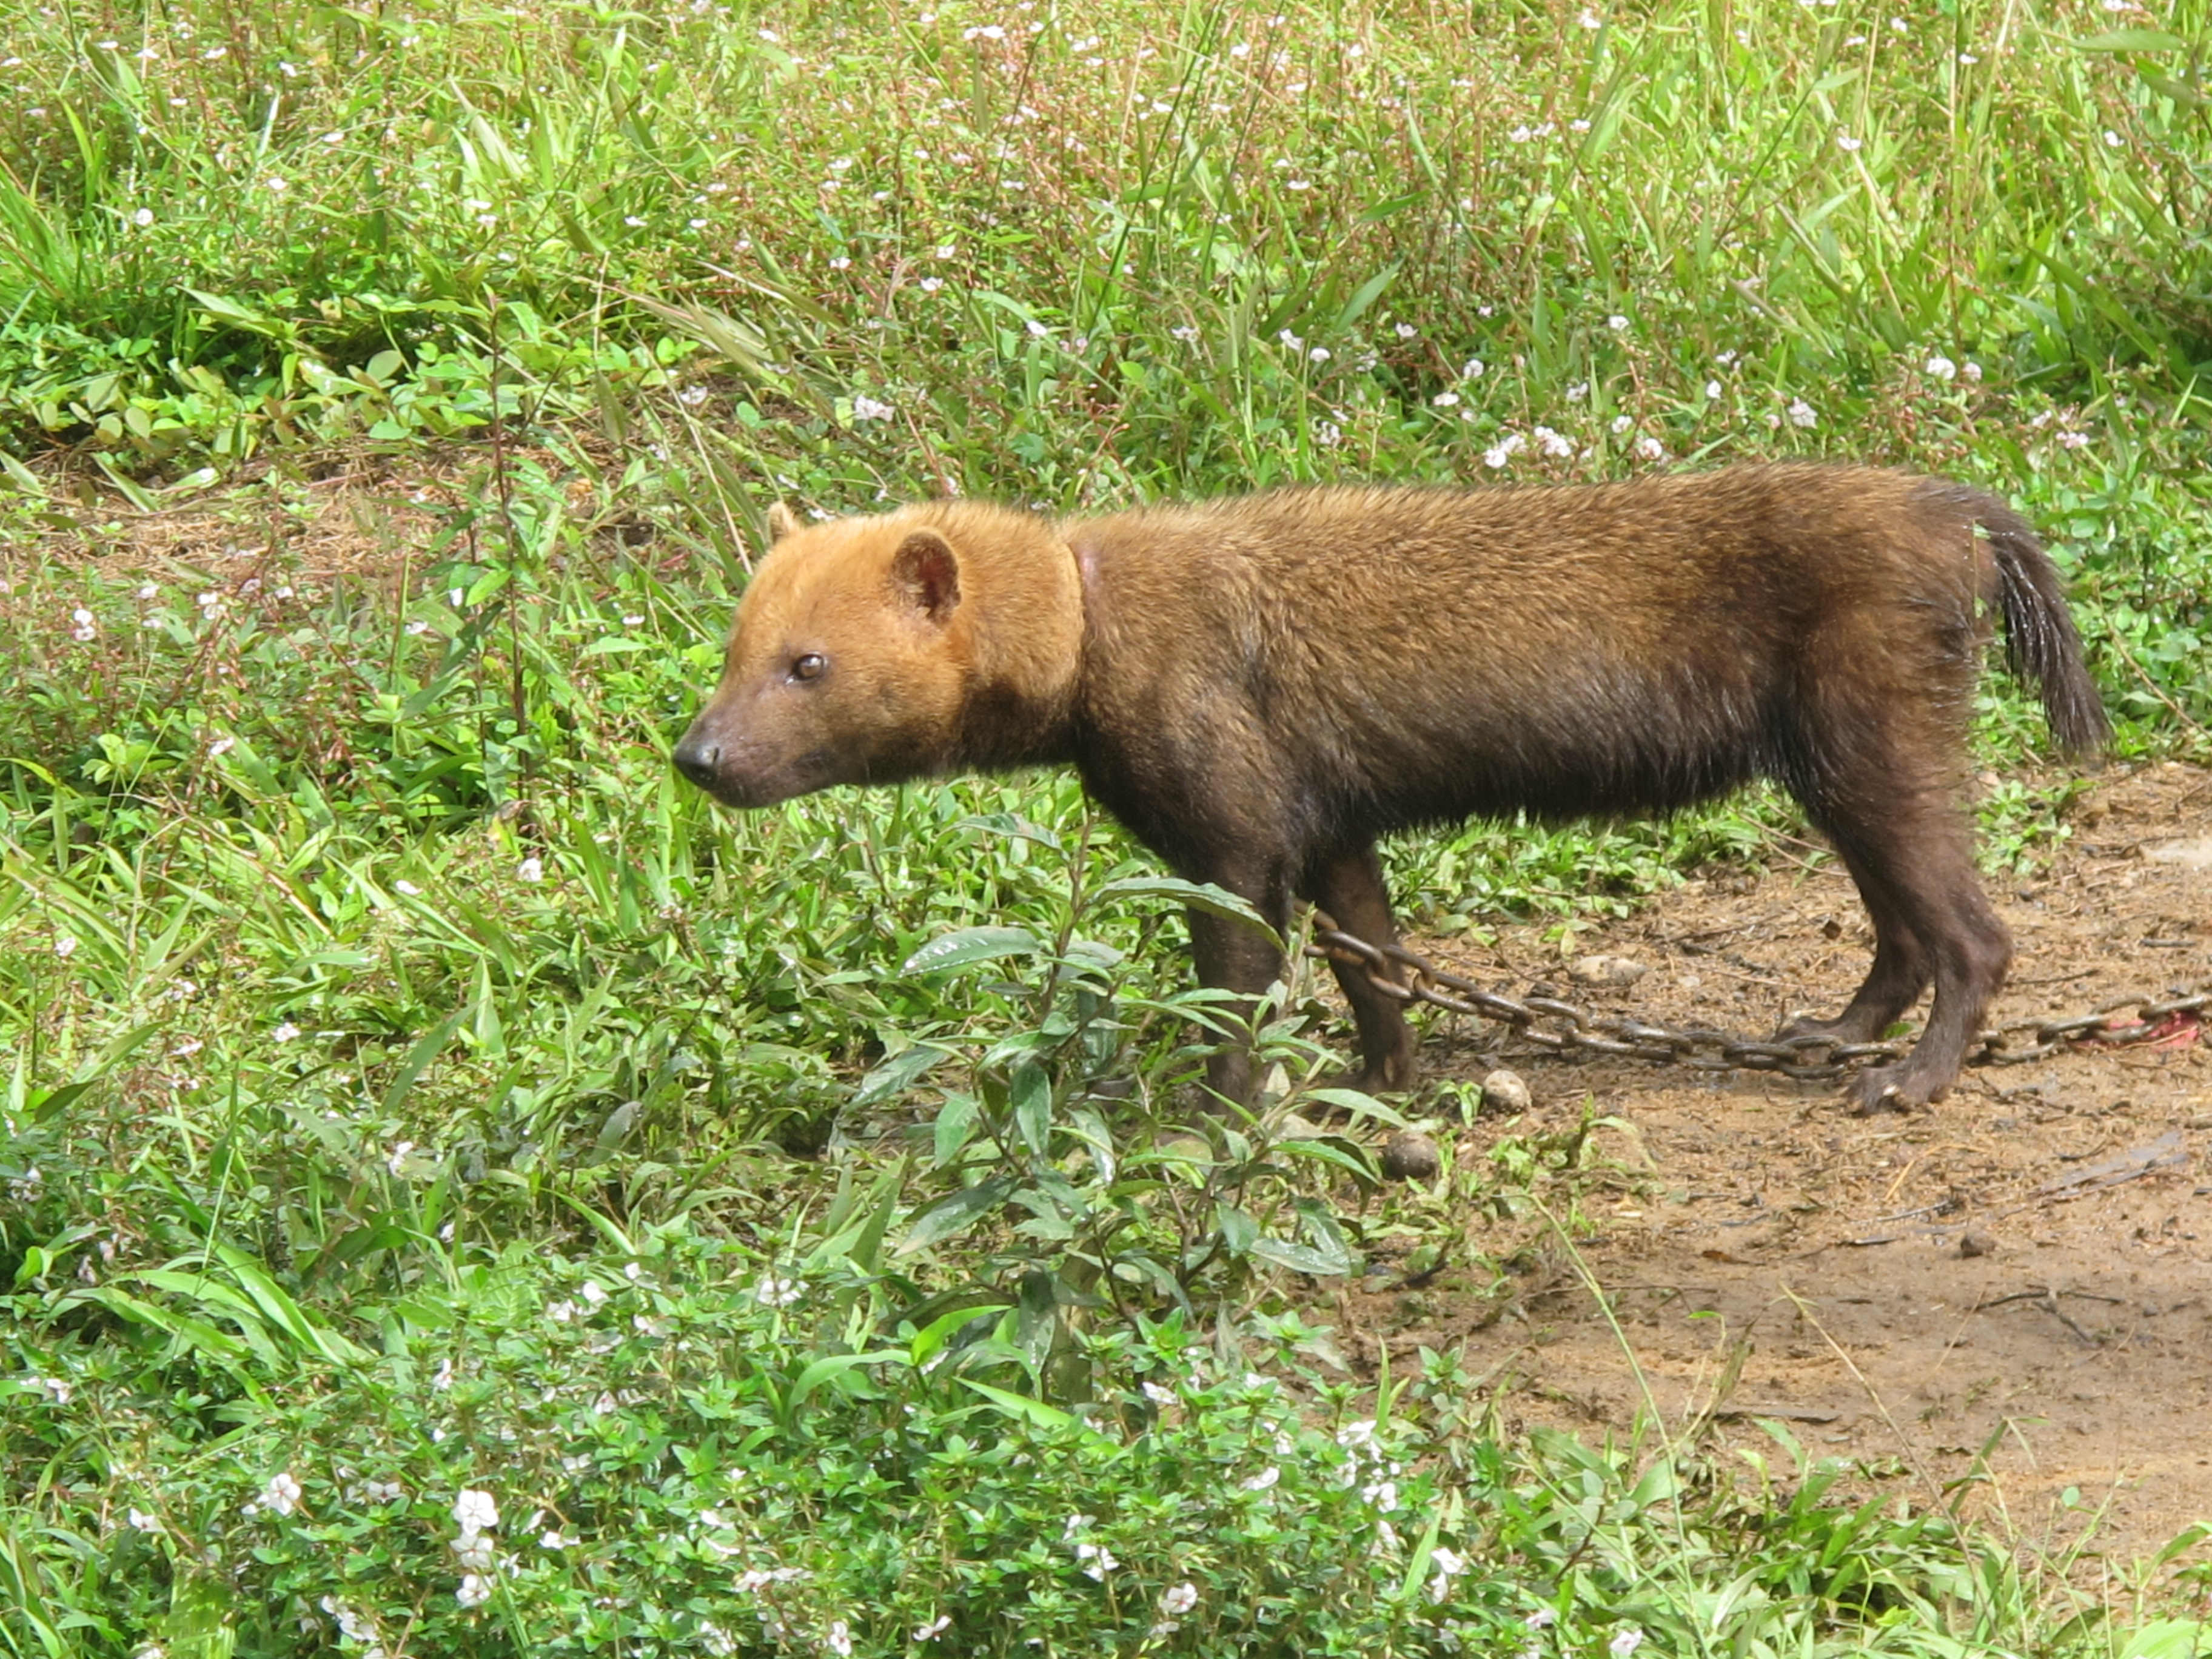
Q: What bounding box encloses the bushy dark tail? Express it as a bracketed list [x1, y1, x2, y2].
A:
[1923, 483, 2110, 754]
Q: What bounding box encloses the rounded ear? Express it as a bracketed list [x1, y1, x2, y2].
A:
[766, 502, 801, 543]
[890, 529, 961, 623]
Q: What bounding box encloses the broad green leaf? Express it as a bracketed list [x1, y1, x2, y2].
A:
[1298, 1087, 1410, 1130]
[933, 1090, 982, 1167]
[902, 927, 1044, 974]
[897, 1176, 1016, 1254]
[906, 1301, 1010, 1369]
[1092, 877, 1281, 945]
[1250, 1235, 1352, 1276]
[853, 1041, 954, 1107]
[785, 1350, 905, 1416]
[1010, 1059, 1052, 1157]
[959, 1378, 1098, 1435]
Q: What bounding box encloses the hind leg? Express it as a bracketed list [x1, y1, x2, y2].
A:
[1302, 839, 1417, 1093]
[1778, 843, 1931, 1045]
[1809, 797, 2009, 1113]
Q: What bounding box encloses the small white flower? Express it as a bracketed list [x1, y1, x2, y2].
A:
[32, 1373, 69, 1403]
[1025, 319, 1049, 339]
[851, 395, 894, 422]
[131, 206, 154, 227]
[452, 1530, 494, 1572]
[1580, 7, 1602, 24]
[129, 1507, 159, 1532]
[1963, 361, 1983, 383]
[1635, 434, 1667, 461]
[517, 856, 543, 882]
[1610, 1630, 1645, 1657]
[1432, 391, 1462, 408]
[53, 937, 77, 959]
[827, 1621, 853, 1656]
[1787, 397, 1818, 428]
[1925, 354, 1956, 381]
[1239, 1466, 1281, 1492]
[578, 1279, 608, 1307]
[1394, 322, 1418, 339]
[1277, 328, 1304, 351]
[2103, 129, 2122, 148]
[913, 1615, 952, 1640]
[1837, 132, 1862, 152]
[2058, 429, 2091, 450]
[919, 276, 945, 292]
[1534, 425, 1573, 458]
[207, 736, 235, 758]
[1308, 346, 1330, 363]
[1607, 313, 1629, 330]
[456, 1574, 492, 1608]
[1142, 1381, 1175, 1406]
[255, 1472, 302, 1518]
[829, 255, 851, 270]
[1570, 117, 1591, 132]
[1460, 357, 1486, 378]
[1159, 1580, 1200, 1614]
[754, 1276, 802, 1307]
[1073, 1540, 1119, 1579]
[1508, 124, 1534, 142]
[394, 879, 422, 896]
[453, 1489, 498, 1539]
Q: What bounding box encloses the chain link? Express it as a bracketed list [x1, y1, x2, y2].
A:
[1304, 911, 2210, 1081]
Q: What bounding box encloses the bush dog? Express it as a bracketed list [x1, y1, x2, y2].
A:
[674, 467, 2106, 1114]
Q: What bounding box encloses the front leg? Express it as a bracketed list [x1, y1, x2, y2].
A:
[1183, 871, 1293, 1110]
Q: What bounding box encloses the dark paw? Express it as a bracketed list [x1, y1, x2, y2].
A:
[1844, 1064, 1945, 1116]
[1330, 1056, 1416, 1096]
[1779, 1010, 1874, 1045]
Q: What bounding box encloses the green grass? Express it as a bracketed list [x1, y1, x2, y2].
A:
[4, 0, 2212, 1652]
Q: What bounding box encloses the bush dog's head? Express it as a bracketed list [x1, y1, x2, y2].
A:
[673, 500, 1083, 808]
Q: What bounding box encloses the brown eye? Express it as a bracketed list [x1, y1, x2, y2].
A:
[791, 652, 826, 682]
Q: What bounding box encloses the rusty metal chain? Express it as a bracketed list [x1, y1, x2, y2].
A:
[1304, 910, 2210, 1081]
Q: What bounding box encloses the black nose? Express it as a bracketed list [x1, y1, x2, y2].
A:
[672, 733, 720, 789]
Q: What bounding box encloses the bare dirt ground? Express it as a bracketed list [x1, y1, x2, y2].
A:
[1346, 760, 2212, 1574]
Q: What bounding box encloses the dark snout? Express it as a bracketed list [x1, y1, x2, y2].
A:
[671, 726, 723, 792]
[672, 711, 763, 805]
[671, 706, 818, 808]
